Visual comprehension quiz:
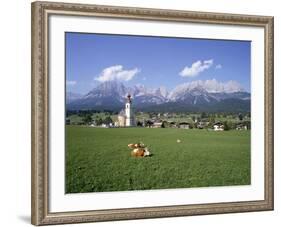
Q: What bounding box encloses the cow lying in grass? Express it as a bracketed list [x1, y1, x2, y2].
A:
[128, 143, 151, 157]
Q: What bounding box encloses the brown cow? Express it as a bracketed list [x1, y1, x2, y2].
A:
[131, 148, 145, 157]
[131, 147, 150, 157]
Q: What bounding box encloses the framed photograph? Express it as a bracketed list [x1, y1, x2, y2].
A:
[31, 1, 274, 225]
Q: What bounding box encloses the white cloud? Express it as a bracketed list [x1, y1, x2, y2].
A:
[66, 80, 77, 86]
[95, 65, 140, 82]
[215, 64, 222, 69]
[179, 59, 214, 77]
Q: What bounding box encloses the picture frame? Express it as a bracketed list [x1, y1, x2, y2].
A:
[31, 1, 274, 225]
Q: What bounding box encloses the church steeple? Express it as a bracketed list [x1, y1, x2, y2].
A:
[126, 94, 132, 103]
[125, 94, 135, 126]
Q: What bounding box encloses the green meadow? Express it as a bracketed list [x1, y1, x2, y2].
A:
[66, 126, 250, 193]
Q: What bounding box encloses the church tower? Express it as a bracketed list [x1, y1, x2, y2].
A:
[125, 94, 135, 126]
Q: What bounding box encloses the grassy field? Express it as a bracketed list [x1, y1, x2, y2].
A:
[66, 126, 250, 193]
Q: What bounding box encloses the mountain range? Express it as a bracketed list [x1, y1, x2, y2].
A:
[66, 79, 250, 113]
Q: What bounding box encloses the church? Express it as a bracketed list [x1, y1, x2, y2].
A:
[115, 94, 136, 127]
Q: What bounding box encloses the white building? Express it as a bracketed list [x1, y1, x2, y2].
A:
[213, 122, 224, 131]
[236, 124, 248, 130]
[117, 94, 136, 127]
[179, 122, 190, 129]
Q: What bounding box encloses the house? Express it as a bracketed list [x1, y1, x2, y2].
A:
[197, 121, 205, 129]
[163, 112, 170, 118]
[145, 120, 154, 128]
[213, 122, 224, 131]
[152, 122, 163, 128]
[168, 121, 177, 128]
[236, 123, 248, 130]
[161, 120, 169, 128]
[90, 121, 96, 127]
[179, 122, 190, 129]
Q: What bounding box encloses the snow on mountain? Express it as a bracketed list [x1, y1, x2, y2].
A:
[129, 84, 168, 105]
[81, 79, 245, 103]
[223, 80, 245, 93]
[168, 79, 245, 101]
[132, 84, 152, 97]
[154, 86, 169, 98]
[83, 80, 127, 102]
[67, 79, 250, 111]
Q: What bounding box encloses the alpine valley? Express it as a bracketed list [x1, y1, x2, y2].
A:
[66, 79, 250, 113]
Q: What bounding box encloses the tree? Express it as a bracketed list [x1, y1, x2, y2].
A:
[161, 121, 169, 128]
[189, 122, 194, 129]
[82, 114, 92, 125]
[238, 113, 243, 121]
[244, 120, 251, 130]
[103, 116, 113, 125]
[227, 121, 234, 130]
[96, 117, 103, 126]
[145, 120, 153, 128]
[209, 116, 215, 125]
[223, 121, 230, 131]
[201, 112, 208, 119]
[137, 121, 143, 127]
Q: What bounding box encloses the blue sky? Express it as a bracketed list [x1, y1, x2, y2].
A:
[66, 32, 251, 94]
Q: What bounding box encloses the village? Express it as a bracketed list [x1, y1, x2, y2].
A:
[66, 94, 251, 131]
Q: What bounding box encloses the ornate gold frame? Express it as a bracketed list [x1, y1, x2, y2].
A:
[31, 1, 274, 225]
